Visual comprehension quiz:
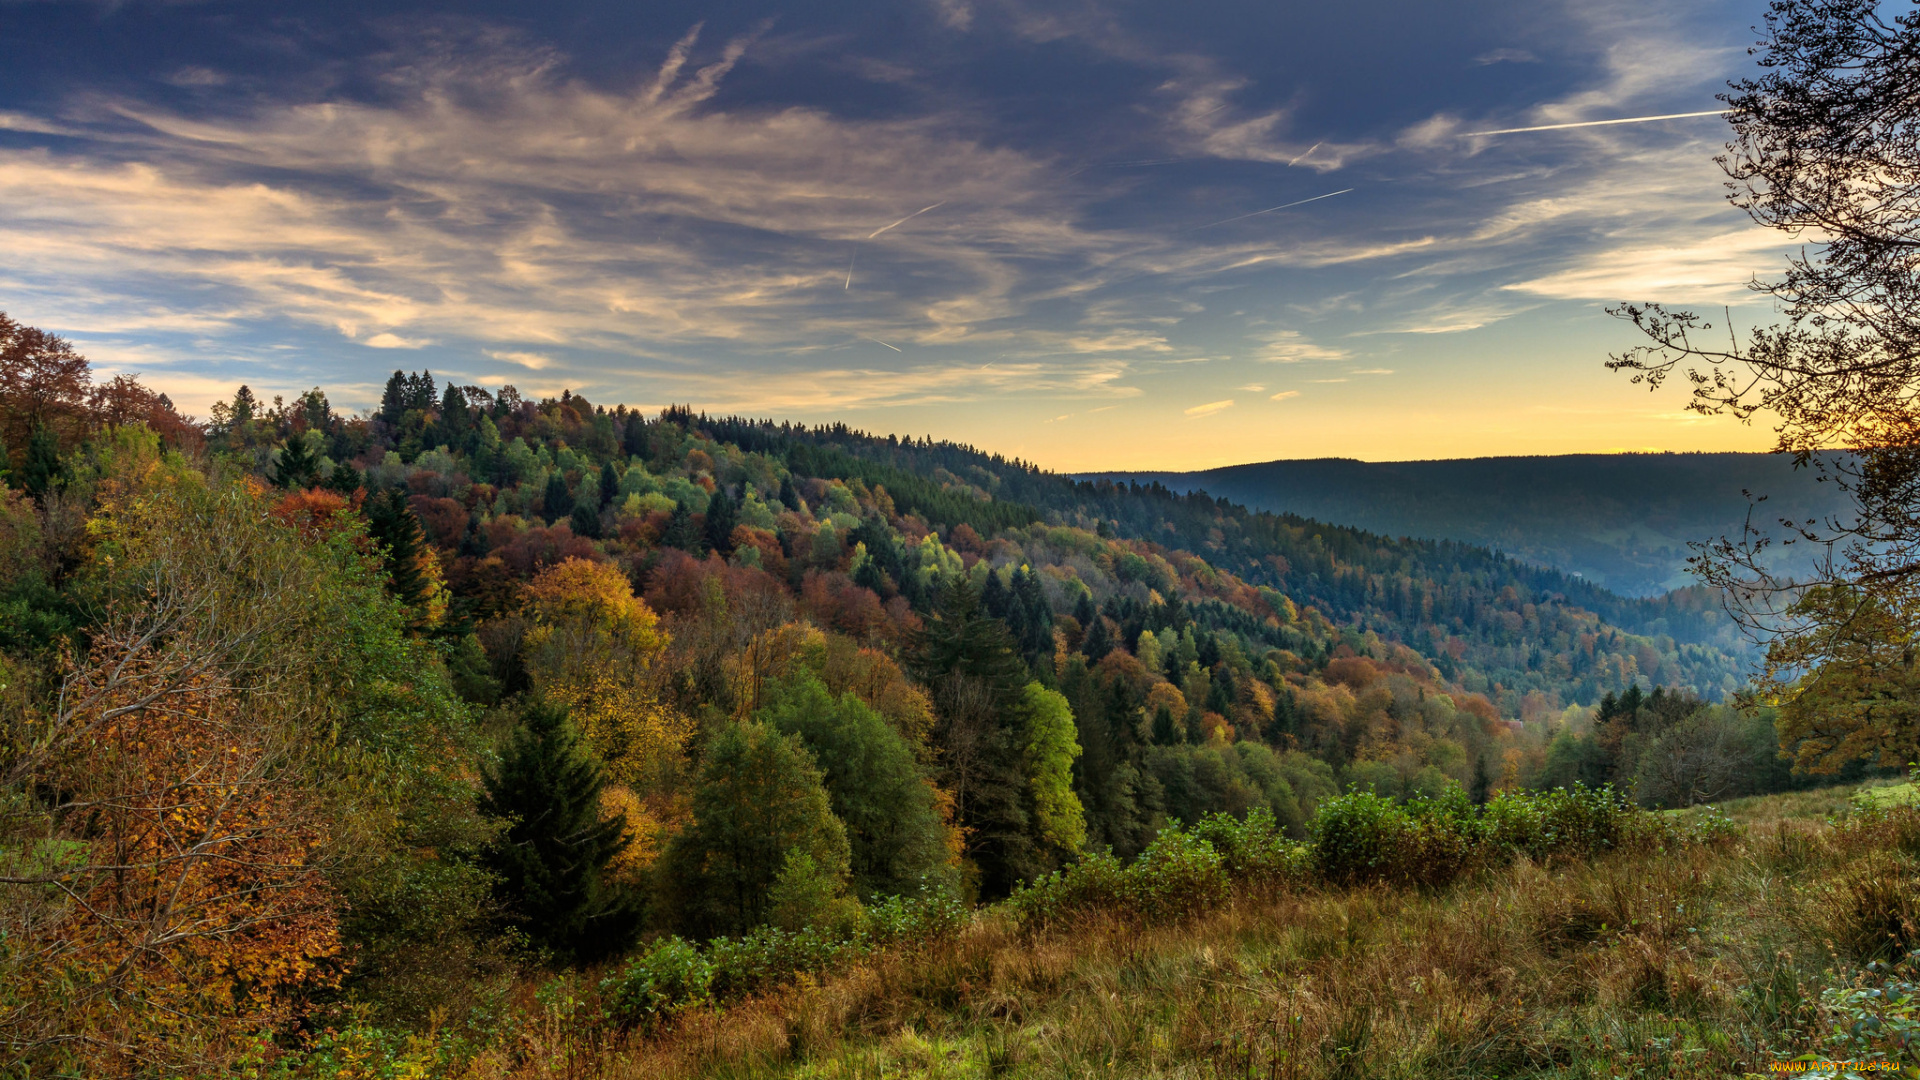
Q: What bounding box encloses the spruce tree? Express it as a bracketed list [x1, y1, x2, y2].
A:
[364, 488, 430, 615]
[274, 434, 320, 489]
[479, 699, 642, 964]
[662, 502, 704, 554]
[598, 462, 619, 509]
[704, 485, 737, 555]
[541, 473, 574, 524]
[377, 370, 409, 427]
[570, 501, 603, 539]
[20, 425, 62, 499]
[1081, 614, 1113, 662]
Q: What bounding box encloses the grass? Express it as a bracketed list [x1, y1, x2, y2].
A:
[544, 781, 1919, 1080]
[1663, 776, 1916, 829]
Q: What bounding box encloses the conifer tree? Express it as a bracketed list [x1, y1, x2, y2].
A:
[274, 434, 320, 489]
[542, 473, 574, 524]
[1081, 613, 1113, 662]
[479, 699, 642, 964]
[364, 488, 430, 614]
[704, 485, 737, 555]
[20, 424, 61, 499]
[662, 502, 704, 554]
[598, 462, 619, 509]
[377, 370, 409, 427]
[570, 502, 603, 540]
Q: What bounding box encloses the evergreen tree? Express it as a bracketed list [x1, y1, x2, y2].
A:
[598, 462, 619, 510]
[364, 488, 430, 615]
[478, 699, 642, 964]
[274, 434, 320, 489]
[377, 370, 409, 427]
[909, 578, 1044, 897]
[407, 370, 437, 412]
[1152, 705, 1181, 746]
[1081, 614, 1113, 662]
[324, 463, 363, 496]
[662, 720, 852, 937]
[662, 502, 704, 554]
[20, 424, 62, 499]
[704, 485, 737, 555]
[778, 475, 802, 511]
[541, 473, 574, 524]
[438, 384, 470, 450]
[570, 502, 603, 539]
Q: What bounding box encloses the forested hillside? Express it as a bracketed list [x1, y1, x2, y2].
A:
[1110, 453, 1849, 597]
[0, 323, 1812, 1075]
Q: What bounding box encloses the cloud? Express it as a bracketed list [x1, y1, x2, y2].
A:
[1349, 368, 1394, 375]
[1183, 398, 1234, 418]
[1506, 227, 1785, 302]
[1474, 48, 1538, 65]
[486, 349, 555, 370]
[1253, 330, 1349, 363]
[1268, 389, 1300, 401]
[365, 332, 429, 349]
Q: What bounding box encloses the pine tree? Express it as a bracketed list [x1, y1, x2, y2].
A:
[778, 475, 801, 511]
[598, 462, 619, 510]
[542, 473, 574, 524]
[378, 370, 409, 427]
[364, 488, 430, 615]
[274, 434, 320, 489]
[570, 502, 603, 539]
[20, 424, 62, 499]
[662, 502, 704, 554]
[439, 384, 470, 450]
[479, 699, 643, 964]
[1081, 614, 1113, 662]
[705, 485, 737, 555]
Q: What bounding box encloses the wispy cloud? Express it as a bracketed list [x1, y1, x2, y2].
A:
[1269, 389, 1300, 401]
[1184, 398, 1235, 418]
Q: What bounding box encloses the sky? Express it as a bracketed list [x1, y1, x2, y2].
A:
[0, 0, 1798, 471]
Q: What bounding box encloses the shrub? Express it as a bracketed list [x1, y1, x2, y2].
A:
[1310, 789, 1417, 886]
[1191, 808, 1312, 893]
[602, 937, 714, 1031]
[1127, 825, 1230, 922]
[1481, 784, 1642, 862]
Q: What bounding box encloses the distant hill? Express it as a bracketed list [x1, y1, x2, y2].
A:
[1098, 453, 1849, 598]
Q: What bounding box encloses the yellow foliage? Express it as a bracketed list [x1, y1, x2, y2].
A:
[522, 559, 690, 788]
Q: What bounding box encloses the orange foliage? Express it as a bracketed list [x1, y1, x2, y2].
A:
[3, 632, 342, 1073]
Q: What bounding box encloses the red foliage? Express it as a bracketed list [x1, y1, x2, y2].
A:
[409, 494, 468, 548]
[800, 570, 890, 640]
[492, 521, 602, 576]
[269, 489, 355, 540]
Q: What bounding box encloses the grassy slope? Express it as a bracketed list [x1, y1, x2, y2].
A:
[597, 782, 1920, 1080]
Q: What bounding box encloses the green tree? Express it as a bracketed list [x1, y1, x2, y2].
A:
[364, 488, 430, 616]
[662, 720, 852, 938]
[909, 578, 1043, 897]
[598, 462, 619, 510]
[1021, 683, 1086, 855]
[705, 485, 737, 556]
[662, 501, 703, 555]
[274, 433, 321, 490]
[759, 674, 954, 900]
[20, 424, 61, 499]
[478, 699, 643, 965]
[542, 472, 575, 524]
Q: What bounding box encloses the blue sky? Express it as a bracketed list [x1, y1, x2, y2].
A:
[0, 0, 1792, 468]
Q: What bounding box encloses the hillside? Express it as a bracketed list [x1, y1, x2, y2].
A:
[0, 337, 1826, 1077]
[1105, 453, 1851, 597]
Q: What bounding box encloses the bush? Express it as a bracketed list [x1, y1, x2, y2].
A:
[602, 937, 714, 1031]
[1481, 784, 1642, 862]
[1127, 825, 1230, 922]
[1191, 808, 1312, 893]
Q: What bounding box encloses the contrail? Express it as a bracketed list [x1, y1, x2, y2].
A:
[1286, 141, 1322, 167]
[1463, 110, 1727, 136]
[845, 253, 855, 290]
[862, 335, 901, 352]
[867, 202, 945, 239]
[1195, 188, 1353, 229]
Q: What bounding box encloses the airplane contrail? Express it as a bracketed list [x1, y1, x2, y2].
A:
[1286, 141, 1323, 167]
[845, 253, 855, 290]
[868, 202, 946, 239]
[862, 335, 901, 352]
[1463, 110, 1727, 136]
[1195, 188, 1353, 229]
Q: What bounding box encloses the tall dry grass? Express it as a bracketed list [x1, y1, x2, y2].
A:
[569, 792, 1919, 1079]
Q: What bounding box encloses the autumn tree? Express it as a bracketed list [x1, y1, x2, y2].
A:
[0, 312, 91, 470]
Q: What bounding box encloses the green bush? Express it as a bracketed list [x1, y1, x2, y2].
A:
[602, 937, 714, 1031]
[1190, 808, 1311, 892]
[1126, 825, 1230, 922]
[1481, 784, 1642, 862]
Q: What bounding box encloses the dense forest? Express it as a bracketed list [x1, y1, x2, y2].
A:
[1116, 453, 1848, 597]
[0, 321, 1840, 1074]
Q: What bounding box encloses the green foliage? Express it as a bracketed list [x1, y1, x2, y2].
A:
[766, 849, 866, 934]
[1021, 682, 1087, 855]
[662, 720, 852, 938]
[478, 699, 643, 965]
[758, 674, 954, 901]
